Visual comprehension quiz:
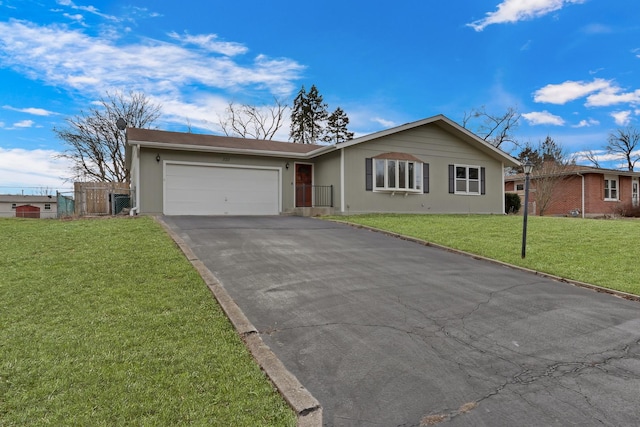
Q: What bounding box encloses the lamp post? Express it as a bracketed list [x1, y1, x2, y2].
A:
[521, 160, 534, 258]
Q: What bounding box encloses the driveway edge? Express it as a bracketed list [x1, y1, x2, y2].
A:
[155, 217, 323, 427]
[329, 219, 640, 303]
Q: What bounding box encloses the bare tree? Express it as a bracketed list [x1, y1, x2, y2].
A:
[219, 98, 288, 140]
[54, 91, 161, 182]
[580, 148, 602, 168]
[518, 136, 570, 216]
[532, 161, 569, 216]
[462, 106, 521, 151]
[606, 126, 640, 171]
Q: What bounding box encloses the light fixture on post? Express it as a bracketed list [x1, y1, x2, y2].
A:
[521, 160, 534, 259]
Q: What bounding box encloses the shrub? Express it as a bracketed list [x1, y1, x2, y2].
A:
[615, 202, 640, 218]
[505, 192, 521, 214]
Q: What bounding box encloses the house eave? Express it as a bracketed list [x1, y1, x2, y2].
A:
[130, 140, 319, 159]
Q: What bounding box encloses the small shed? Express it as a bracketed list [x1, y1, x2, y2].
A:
[16, 204, 40, 218]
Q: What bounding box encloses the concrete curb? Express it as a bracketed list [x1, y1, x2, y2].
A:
[155, 217, 322, 426]
[327, 219, 640, 303]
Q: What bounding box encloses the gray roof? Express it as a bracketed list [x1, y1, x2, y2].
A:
[126, 115, 521, 167]
[505, 164, 640, 181]
[0, 195, 56, 203]
[127, 128, 326, 156]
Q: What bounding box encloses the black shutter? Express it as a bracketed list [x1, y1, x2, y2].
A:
[365, 158, 373, 191]
[481, 167, 486, 195]
[448, 165, 454, 194]
[423, 163, 429, 194]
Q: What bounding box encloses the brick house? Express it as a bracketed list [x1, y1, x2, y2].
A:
[505, 165, 640, 217]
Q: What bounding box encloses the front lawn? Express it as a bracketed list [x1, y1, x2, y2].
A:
[0, 217, 295, 426]
[330, 214, 640, 296]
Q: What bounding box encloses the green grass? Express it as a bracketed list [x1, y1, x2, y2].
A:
[328, 214, 640, 296]
[0, 217, 295, 427]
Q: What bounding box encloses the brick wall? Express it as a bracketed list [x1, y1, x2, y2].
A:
[506, 173, 635, 217]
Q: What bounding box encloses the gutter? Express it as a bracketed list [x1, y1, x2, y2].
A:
[130, 140, 322, 159]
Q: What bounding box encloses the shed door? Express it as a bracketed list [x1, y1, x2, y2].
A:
[164, 163, 280, 215]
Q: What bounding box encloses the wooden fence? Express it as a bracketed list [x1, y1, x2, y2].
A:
[74, 182, 130, 216]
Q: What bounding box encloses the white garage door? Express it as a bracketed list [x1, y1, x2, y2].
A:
[164, 163, 280, 215]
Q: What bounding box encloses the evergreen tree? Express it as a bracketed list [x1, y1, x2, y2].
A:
[290, 85, 308, 143]
[324, 107, 354, 143]
[305, 85, 328, 143]
[289, 84, 328, 144]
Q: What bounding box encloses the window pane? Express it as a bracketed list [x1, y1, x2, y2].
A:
[612, 189, 618, 199]
[469, 181, 479, 193]
[611, 180, 617, 189]
[388, 160, 396, 188]
[416, 164, 422, 190]
[456, 180, 466, 192]
[408, 163, 414, 189]
[375, 160, 385, 188]
[456, 166, 466, 179]
[398, 161, 406, 188]
[469, 168, 479, 179]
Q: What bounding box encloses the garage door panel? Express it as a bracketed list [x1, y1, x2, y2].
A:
[164, 163, 280, 215]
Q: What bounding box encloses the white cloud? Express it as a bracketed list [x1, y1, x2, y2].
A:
[586, 87, 640, 107]
[0, 147, 73, 191]
[572, 118, 600, 128]
[168, 32, 248, 56]
[533, 79, 611, 104]
[468, 0, 585, 32]
[522, 110, 565, 125]
[56, 0, 120, 22]
[534, 78, 640, 108]
[371, 117, 396, 128]
[3, 105, 57, 116]
[0, 19, 305, 127]
[13, 120, 34, 128]
[611, 111, 632, 126]
[63, 13, 84, 24]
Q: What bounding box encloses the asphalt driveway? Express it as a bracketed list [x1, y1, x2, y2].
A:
[161, 215, 640, 427]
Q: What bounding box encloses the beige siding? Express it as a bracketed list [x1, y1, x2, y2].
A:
[342, 124, 505, 214]
[138, 148, 298, 215]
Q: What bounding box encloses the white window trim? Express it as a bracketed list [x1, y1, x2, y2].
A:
[373, 158, 422, 193]
[604, 175, 618, 201]
[455, 164, 481, 195]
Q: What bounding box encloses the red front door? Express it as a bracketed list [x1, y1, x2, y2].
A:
[295, 164, 313, 207]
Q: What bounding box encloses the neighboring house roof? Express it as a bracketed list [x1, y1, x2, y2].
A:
[505, 164, 640, 181]
[126, 114, 520, 166]
[0, 195, 55, 203]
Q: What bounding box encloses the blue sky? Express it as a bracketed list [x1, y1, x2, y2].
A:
[1, 0, 639, 193]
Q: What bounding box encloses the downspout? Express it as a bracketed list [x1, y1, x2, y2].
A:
[130, 144, 140, 216]
[340, 147, 345, 213]
[577, 172, 585, 218]
[501, 162, 506, 215]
